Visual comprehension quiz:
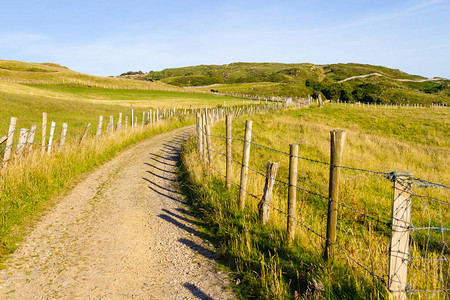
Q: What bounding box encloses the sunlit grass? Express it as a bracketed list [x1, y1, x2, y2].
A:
[181, 104, 449, 299]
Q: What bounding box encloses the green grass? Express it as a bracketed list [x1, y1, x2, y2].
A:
[180, 105, 449, 299]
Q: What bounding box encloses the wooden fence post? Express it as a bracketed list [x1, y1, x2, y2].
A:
[205, 124, 212, 165]
[96, 116, 103, 137]
[16, 128, 29, 155]
[60, 123, 68, 148]
[388, 171, 413, 300]
[125, 116, 128, 130]
[287, 144, 299, 246]
[26, 125, 37, 152]
[196, 114, 202, 158]
[3, 117, 17, 162]
[258, 161, 279, 224]
[238, 120, 252, 210]
[324, 129, 346, 260]
[109, 116, 114, 133]
[80, 123, 91, 144]
[226, 115, 232, 190]
[42, 112, 47, 152]
[131, 109, 134, 127]
[201, 113, 207, 161]
[47, 122, 56, 154]
[117, 113, 122, 131]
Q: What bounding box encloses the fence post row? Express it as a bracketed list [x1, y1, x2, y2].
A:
[388, 171, 413, 300]
[324, 129, 346, 260]
[238, 120, 252, 211]
[287, 143, 299, 246]
[226, 115, 232, 190]
[258, 161, 279, 224]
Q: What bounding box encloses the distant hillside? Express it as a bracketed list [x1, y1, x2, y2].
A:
[142, 62, 449, 105]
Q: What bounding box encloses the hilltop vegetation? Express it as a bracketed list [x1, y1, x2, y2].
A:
[143, 62, 450, 105]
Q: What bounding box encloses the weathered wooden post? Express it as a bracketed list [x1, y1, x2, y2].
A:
[238, 120, 252, 210]
[60, 123, 68, 148]
[16, 128, 29, 155]
[3, 117, 17, 162]
[26, 125, 37, 152]
[388, 171, 413, 300]
[109, 115, 114, 133]
[42, 112, 47, 152]
[205, 124, 213, 165]
[47, 122, 56, 154]
[324, 129, 346, 260]
[96, 116, 103, 137]
[131, 109, 134, 127]
[201, 113, 207, 161]
[79, 123, 91, 144]
[258, 161, 279, 224]
[196, 114, 202, 158]
[226, 115, 232, 190]
[117, 113, 122, 131]
[287, 144, 299, 246]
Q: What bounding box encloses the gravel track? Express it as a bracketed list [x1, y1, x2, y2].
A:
[0, 126, 234, 299]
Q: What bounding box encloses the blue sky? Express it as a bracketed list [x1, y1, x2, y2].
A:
[1, 0, 449, 78]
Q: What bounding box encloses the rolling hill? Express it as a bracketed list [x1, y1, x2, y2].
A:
[140, 62, 450, 105]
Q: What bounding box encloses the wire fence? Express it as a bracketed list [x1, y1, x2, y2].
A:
[195, 115, 449, 298]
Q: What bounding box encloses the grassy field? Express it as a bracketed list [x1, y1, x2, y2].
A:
[180, 104, 449, 299]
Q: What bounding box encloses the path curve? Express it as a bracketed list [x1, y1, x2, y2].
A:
[0, 126, 234, 299]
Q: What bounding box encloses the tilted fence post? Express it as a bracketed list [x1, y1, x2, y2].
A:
[324, 129, 346, 260]
[201, 113, 207, 162]
[258, 161, 279, 224]
[16, 128, 29, 155]
[388, 171, 413, 300]
[226, 115, 232, 190]
[238, 120, 252, 210]
[3, 117, 17, 162]
[26, 125, 37, 152]
[287, 143, 299, 246]
[79, 123, 91, 144]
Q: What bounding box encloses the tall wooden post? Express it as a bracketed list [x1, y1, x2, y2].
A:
[388, 171, 413, 300]
[324, 129, 346, 260]
[238, 120, 252, 210]
[201, 113, 207, 161]
[3, 117, 17, 162]
[258, 161, 279, 224]
[131, 109, 134, 127]
[42, 112, 47, 152]
[117, 113, 122, 131]
[196, 115, 202, 158]
[287, 144, 299, 246]
[226, 115, 232, 190]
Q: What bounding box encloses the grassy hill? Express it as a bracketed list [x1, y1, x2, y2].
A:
[142, 62, 450, 105]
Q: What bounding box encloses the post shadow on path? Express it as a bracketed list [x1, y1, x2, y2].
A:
[183, 283, 214, 300]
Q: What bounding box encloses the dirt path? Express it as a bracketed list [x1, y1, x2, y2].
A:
[0, 126, 235, 299]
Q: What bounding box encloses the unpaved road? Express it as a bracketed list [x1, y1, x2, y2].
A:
[0, 126, 234, 299]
